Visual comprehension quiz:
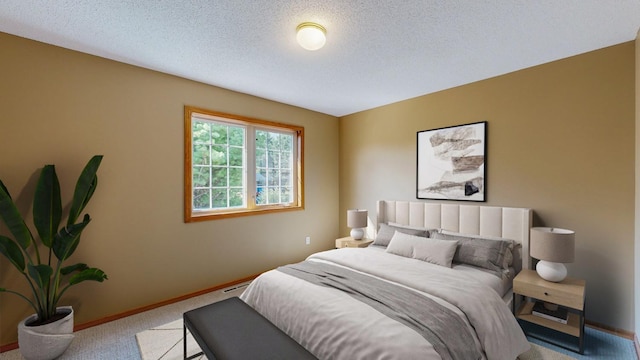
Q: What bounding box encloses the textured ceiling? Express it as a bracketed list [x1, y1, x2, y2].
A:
[1, 1, 639, 117]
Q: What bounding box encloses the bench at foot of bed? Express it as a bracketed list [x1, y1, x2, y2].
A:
[183, 296, 317, 360]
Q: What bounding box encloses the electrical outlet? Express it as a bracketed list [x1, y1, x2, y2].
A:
[305, 236, 311, 245]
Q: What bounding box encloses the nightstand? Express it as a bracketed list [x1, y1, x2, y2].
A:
[335, 236, 373, 249]
[513, 269, 586, 354]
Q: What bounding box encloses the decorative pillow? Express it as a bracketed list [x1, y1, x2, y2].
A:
[437, 230, 516, 268]
[412, 238, 459, 268]
[386, 231, 458, 267]
[373, 223, 428, 247]
[430, 232, 513, 274]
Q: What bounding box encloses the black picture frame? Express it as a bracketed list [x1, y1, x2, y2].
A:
[416, 121, 487, 202]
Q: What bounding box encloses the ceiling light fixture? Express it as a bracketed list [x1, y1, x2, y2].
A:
[296, 22, 326, 51]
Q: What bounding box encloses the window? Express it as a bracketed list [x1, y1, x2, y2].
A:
[184, 106, 304, 222]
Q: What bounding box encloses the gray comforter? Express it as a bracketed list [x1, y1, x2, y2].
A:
[240, 248, 530, 360]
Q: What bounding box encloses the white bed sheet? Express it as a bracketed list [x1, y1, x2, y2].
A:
[240, 248, 530, 360]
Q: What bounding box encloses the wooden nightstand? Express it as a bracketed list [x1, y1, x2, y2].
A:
[513, 269, 586, 354]
[335, 236, 373, 249]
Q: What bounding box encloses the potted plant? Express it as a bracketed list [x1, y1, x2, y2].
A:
[0, 155, 108, 360]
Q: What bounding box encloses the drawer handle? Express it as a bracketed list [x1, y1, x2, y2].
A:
[544, 292, 549, 296]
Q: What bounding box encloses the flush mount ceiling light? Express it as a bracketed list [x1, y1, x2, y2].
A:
[296, 22, 326, 51]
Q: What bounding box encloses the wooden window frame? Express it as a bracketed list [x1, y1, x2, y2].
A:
[184, 106, 304, 222]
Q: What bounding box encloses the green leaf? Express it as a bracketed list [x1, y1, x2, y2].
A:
[27, 264, 53, 289]
[0, 180, 33, 250]
[52, 215, 91, 261]
[68, 155, 102, 225]
[33, 165, 62, 248]
[0, 235, 26, 271]
[69, 268, 108, 285]
[0, 181, 10, 199]
[60, 263, 88, 275]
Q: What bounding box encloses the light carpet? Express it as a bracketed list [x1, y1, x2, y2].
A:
[136, 319, 572, 360]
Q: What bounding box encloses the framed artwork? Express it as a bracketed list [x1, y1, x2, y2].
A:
[417, 121, 487, 202]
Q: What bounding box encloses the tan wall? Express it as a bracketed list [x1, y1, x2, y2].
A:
[340, 42, 635, 331]
[0, 32, 340, 345]
[635, 29, 639, 340]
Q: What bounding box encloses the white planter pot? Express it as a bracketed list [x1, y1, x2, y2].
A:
[18, 306, 75, 360]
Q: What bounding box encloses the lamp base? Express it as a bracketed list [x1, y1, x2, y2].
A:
[350, 228, 364, 240]
[536, 260, 567, 282]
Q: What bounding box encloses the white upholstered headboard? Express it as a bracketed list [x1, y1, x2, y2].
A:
[376, 200, 533, 270]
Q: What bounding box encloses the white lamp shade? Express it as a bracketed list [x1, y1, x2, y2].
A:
[296, 23, 326, 51]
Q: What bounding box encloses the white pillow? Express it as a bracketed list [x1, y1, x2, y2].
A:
[386, 231, 458, 267]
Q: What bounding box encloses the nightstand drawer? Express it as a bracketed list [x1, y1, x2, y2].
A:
[513, 270, 585, 310]
[335, 236, 373, 249]
[344, 240, 373, 248]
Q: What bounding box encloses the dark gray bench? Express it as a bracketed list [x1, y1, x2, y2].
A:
[183, 296, 317, 360]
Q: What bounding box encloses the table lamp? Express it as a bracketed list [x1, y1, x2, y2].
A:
[530, 227, 575, 282]
[347, 209, 368, 240]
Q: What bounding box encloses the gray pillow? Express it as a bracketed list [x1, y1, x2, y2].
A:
[430, 232, 513, 275]
[373, 223, 428, 247]
[438, 230, 516, 267]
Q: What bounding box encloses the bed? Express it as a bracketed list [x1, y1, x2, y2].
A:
[240, 200, 533, 359]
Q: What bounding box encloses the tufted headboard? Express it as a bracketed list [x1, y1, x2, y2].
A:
[376, 200, 533, 271]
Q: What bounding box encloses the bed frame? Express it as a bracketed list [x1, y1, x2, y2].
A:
[376, 200, 533, 273]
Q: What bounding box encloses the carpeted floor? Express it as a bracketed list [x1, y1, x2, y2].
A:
[136, 319, 204, 360]
[522, 321, 638, 359]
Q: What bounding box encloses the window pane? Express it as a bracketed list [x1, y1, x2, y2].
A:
[282, 135, 292, 151]
[281, 170, 291, 186]
[268, 169, 279, 186]
[229, 188, 244, 207]
[193, 144, 211, 165]
[192, 121, 211, 144]
[211, 145, 227, 166]
[211, 124, 228, 145]
[281, 151, 291, 168]
[267, 187, 279, 203]
[193, 189, 210, 209]
[229, 126, 244, 146]
[256, 148, 266, 168]
[193, 166, 211, 187]
[229, 147, 243, 166]
[256, 130, 267, 149]
[281, 187, 291, 203]
[267, 132, 280, 149]
[211, 188, 228, 208]
[256, 168, 267, 186]
[229, 167, 243, 187]
[254, 129, 295, 206]
[211, 168, 227, 187]
[268, 150, 279, 168]
[256, 186, 266, 205]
